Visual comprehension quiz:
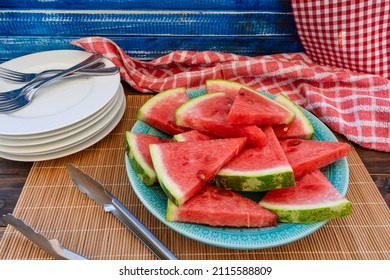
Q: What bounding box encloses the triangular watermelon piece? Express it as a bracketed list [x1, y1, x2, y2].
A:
[176, 91, 267, 147]
[125, 132, 169, 186]
[136, 87, 190, 135]
[272, 94, 314, 139]
[226, 87, 295, 125]
[150, 137, 247, 206]
[259, 170, 352, 223]
[167, 184, 278, 227]
[279, 139, 350, 178]
[215, 126, 295, 191]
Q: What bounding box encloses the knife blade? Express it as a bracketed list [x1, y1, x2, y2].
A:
[66, 164, 178, 260]
[3, 213, 88, 260]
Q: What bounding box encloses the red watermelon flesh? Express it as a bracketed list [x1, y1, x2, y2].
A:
[149, 137, 247, 206]
[279, 139, 350, 178]
[173, 130, 216, 142]
[167, 184, 278, 227]
[259, 170, 352, 223]
[215, 126, 295, 191]
[226, 87, 295, 125]
[176, 91, 233, 122]
[125, 132, 170, 186]
[185, 120, 267, 147]
[137, 87, 190, 135]
[176, 91, 267, 147]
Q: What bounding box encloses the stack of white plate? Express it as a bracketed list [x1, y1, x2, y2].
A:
[0, 50, 125, 162]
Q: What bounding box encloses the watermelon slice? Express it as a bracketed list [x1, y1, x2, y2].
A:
[136, 87, 190, 135]
[124, 132, 169, 186]
[259, 170, 352, 223]
[173, 129, 216, 142]
[226, 87, 295, 125]
[272, 94, 314, 139]
[176, 91, 267, 147]
[215, 126, 295, 191]
[166, 184, 278, 227]
[279, 138, 350, 178]
[149, 137, 246, 206]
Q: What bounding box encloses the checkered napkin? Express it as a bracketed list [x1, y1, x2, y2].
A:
[71, 37, 390, 152]
[291, 0, 390, 79]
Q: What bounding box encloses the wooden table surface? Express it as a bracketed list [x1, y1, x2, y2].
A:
[1, 84, 389, 241]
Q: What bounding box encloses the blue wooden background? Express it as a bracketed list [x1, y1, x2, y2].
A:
[0, 0, 303, 63]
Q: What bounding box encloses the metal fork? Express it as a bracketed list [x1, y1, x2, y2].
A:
[0, 52, 102, 103]
[0, 61, 105, 83]
[0, 65, 120, 103]
[0, 66, 120, 113]
[0, 53, 104, 102]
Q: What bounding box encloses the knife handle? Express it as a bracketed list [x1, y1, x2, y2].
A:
[109, 198, 178, 260]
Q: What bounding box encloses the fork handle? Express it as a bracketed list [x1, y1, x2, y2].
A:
[34, 53, 102, 89]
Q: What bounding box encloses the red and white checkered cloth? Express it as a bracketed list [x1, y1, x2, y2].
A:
[291, 0, 390, 79]
[72, 37, 390, 152]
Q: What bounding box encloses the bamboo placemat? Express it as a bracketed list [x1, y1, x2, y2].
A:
[1, 94, 390, 260]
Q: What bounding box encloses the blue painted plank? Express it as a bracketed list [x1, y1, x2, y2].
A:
[0, 36, 303, 63]
[0, 0, 293, 11]
[0, 10, 298, 36]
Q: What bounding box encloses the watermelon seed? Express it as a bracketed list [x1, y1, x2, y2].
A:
[197, 171, 206, 181]
[287, 140, 301, 146]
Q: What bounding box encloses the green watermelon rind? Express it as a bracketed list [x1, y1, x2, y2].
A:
[259, 199, 352, 223]
[166, 199, 179, 222]
[274, 94, 315, 139]
[124, 132, 157, 186]
[215, 166, 295, 192]
[149, 144, 184, 206]
[172, 134, 185, 142]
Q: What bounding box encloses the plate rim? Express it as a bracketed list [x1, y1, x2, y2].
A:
[0, 49, 120, 136]
[0, 85, 126, 162]
[0, 86, 120, 148]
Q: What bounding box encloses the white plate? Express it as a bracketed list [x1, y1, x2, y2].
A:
[0, 50, 120, 136]
[0, 85, 124, 155]
[0, 85, 119, 146]
[0, 81, 119, 141]
[0, 86, 126, 162]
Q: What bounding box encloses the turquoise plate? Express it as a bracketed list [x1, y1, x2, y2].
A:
[125, 88, 349, 249]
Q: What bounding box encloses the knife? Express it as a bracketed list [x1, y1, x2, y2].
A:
[66, 164, 178, 260]
[3, 213, 88, 260]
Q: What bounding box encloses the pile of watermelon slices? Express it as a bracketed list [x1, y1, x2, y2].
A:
[125, 79, 352, 227]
